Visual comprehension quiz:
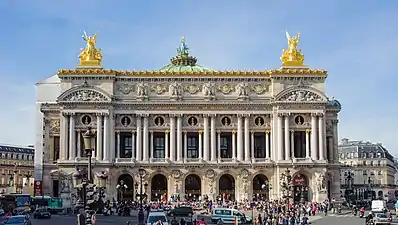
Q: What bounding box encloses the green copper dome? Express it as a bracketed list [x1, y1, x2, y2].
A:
[159, 37, 212, 72]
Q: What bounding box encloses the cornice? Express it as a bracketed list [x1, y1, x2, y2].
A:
[57, 68, 327, 77]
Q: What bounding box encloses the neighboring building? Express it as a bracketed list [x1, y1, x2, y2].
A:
[0, 144, 35, 194]
[35, 32, 342, 202]
[339, 138, 396, 201]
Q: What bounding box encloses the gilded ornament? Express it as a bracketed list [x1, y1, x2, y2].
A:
[184, 84, 200, 94]
[50, 119, 60, 133]
[280, 31, 305, 67]
[251, 83, 268, 94]
[217, 84, 234, 94]
[79, 32, 103, 66]
[116, 83, 134, 95]
[151, 84, 167, 95]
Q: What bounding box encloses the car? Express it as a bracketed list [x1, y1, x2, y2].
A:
[167, 207, 194, 217]
[4, 215, 31, 225]
[33, 208, 52, 219]
[0, 209, 5, 216]
[147, 211, 169, 225]
[373, 213, 390, 225]
[211, 208, 253, 224]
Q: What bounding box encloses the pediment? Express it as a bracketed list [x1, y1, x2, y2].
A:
[275, 86, 328, 103]
[58, 82, 112, 103]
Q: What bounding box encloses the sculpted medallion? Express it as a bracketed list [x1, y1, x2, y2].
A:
[151, 84, 167, 95]
[185, 84, 200, 94]
[205, 169, 216, 179]
[251, 83, 269, 94]
[217, 84, 234, 94]
[116, 83, 134, 95]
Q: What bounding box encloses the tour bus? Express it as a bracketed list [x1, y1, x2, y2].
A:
[0, 194, 31, 213]
[31, 196, 63, 213]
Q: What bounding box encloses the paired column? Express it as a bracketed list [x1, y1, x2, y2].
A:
[284, 114, 290, 160]
[244, 116, 250, 161]
[217, 131, 221, 159]
[96, 114, 103, 161]
[318, 114, 325, 160]
[332, 120, 339, 162]
[290, 130, 294, 159]
[169, 116, 176, 161]
[232, 131, 236, 159]
[265, 131, 270, 159]
[136, 116, 142, 161]
[60, 113, 68, 160]
[143, 115, 149, 161]
[116, 131, 121, 158]
[150, 131, 154, 159]
[184, 131, 188, 160]
[77, 130, 81, 158]
[198, 131, 203, 159]
[164, 131, 169, 160]
[305, 130, 310, 158]
[236, 115, 243, 161]
[210, 115, 217, 161]
[103, 114, 110, 161]
[277, 114, 284, 161]
[69, 114, 76, 160]
[203, 116, 209, 161]
[250, 131, 255, 160]
[310, 114, 318, 160]
[109, 113, 116, 160]
[176, 116, 183, 161]
[131, 131, 135, 160]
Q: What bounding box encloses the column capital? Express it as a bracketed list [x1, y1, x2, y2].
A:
[198, 130, 203, 134]
[277, 112, 284, 117]
[265, 130, 270, 134]
[232, 130, 236, 134]
[290, 130, 295, 133]
[116, 130, 121, 134]
[331, 119, 339, 124]
[306, 129, 311, 134]
[316, 112, 325, 118]
[183, 131, 187, 135]
[311, 113, 318, 118]
[250, 131, 255, 135]
[217, 130, 221, 134]
[150, 130, 154, 134]
[132, 130, 136, 134]
[165, 130, 169, 134]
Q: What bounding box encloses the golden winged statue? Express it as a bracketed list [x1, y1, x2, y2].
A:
[79, 31, 103, 66]
[280, 31, 305, 67]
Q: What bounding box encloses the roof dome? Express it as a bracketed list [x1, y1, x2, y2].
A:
[159, 37, 212, 72]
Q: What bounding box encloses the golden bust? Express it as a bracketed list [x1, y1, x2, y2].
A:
[79, 31, 103, 66]
[280, 31, 305, 67]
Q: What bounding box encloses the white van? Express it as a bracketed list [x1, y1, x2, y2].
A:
[211, 208, 252, 224]
[371, 200, 387, 213]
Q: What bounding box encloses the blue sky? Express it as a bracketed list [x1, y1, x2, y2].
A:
[0, 1, 397, 153]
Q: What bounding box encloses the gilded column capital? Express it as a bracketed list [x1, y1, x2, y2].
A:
[150, 130, 154, 134]
[250, 131, 255, 135]
[265, 130, 270, 134]
[305, 129, 311, 134]
[232, 130, 236, 134]
[198, 130, 203, 135]
[116, 130, 121, 134]
[164, 130, 169, 134]
[183, 131, 188, 135]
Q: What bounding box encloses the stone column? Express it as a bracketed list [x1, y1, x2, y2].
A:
[77, 130, 81, 158]
[232, 131, 236, 159]
[284, 114, 290, 160]
[328, 137, 333, 162]
[305, 130, 310, 158]
[198, 131, 203, 159]
[250, 131, 255, 160]
[103, 114, 109, 161]
[332, 120, 339, 162]
[244, 115, 250, 161]
[265, 131, 270, 159]
[165, 131, 169, 160]
[290, 130, 295, 158]
[318, 114, 325, 160]
[69, 114, 76, 160]
[169, 115, 176, 161]
[217, 131, 221, 159]
[237, 115, 243, 161]
[311, 113, 318, 160]
[184, 131, 188, 160]
[143, 115, 149, 161]
[136, 115, 142, 161]
[210, 115, 217, 162]
[96, 114, 103, 161]
[277, 114, 284, 161]
[150, 131, 154, 159]
[116, 131, 121, 158]
[131, 131, 135, 160]
[176, 115, 183, 161]
[109, 113, 116, 161]
[203, 115, 209, 161]
[60, 112, 68, 160]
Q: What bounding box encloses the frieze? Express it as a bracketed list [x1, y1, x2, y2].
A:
[60, 89, 110, 102]
[184, 83, 201, 94]
[250, 83, 269, 94]
[115, 104, 272, 111]
[151, 83, 167, 95]
[278, 90, 324, 102]
[217, 84, 235, 94]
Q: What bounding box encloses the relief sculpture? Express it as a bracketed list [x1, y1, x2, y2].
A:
[280, 90, 323, 102]
[202, 82, 216, 100]
[169, 82, 183, 100]
[236, 82, 248, 100]
[65, 90, 109, 102]
[136, 82, 149, 100]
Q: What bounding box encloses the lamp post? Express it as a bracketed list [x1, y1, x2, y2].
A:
[367, 176, 374, 200]
[138, 167, 146, 225]
[82, 127, 96, 225]
[280, 168, 293, 203]
[116, 180, 127, 201]
[344, 172, 354, 205]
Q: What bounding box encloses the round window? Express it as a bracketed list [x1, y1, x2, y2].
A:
[81, 115, 92, 125]
[121, 116, 131, 127]
[154, 117, 165, 126]
[188, 117, 198, 126]
[221, 117, 231, 126]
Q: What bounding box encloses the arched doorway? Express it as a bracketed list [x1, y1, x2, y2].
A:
[253, 174, 270, 200]
[151, 174, 167, 202]
[117, 174, 134, 200]
[185, 174, 201, 200]
[292, 173, 309, 202]
[219, 174, 235, 201]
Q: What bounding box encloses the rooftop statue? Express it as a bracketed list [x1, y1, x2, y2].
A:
[79, 31, 103, 66]
[280, 31, 305, 67]
[177, 36, 189, 56]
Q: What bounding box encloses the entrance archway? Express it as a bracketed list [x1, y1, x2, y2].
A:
[117, 174, 134, 200]
[219, 174, 235, 200]
[253, 174, 270, 200]
[292, 173, 309, 202]
[151, 174, 167, 202]
[185, 174, 201, 200]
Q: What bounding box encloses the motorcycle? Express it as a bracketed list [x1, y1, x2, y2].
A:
[359, 211, 364, 218]
[366, 219, 375, 225]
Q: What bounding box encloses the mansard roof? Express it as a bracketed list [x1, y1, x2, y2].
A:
[0, 144, 34, 154]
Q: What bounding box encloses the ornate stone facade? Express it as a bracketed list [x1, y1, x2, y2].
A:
[36, 36, 342, 202]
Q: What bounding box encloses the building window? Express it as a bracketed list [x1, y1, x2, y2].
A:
[254, 134, 265, 158]
[220, 135, 232, 158]
[53, 136, 60, 161]
[120, 135, 132, 158]
[153, 135, 165, 158]
[187, 135, 199, 158]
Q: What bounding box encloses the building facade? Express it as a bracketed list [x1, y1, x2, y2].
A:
[35, 32, 342, 202]
[0, 144, 35, 194]
[339, 138, 396, 201]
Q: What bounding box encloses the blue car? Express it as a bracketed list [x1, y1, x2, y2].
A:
[5, 215, 31, 225]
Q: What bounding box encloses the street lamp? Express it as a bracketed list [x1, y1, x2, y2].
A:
[24, 171, 32, 186]
[82, 127, 95, 183]
[116, 180, 128, 201]
[280, 168, 293, 203]
[137, 167, 147, 225]
[367, 176, 374, 200]
[344, 172, 354, 204]
[73, 168, 85, 208]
